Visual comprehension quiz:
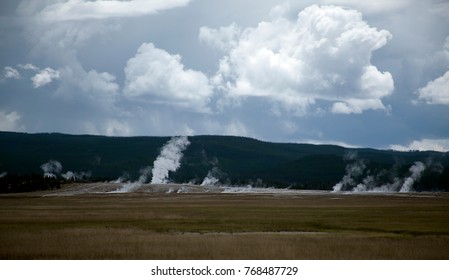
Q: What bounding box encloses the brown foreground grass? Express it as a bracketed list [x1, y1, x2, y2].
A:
[1, 191, 449, 259]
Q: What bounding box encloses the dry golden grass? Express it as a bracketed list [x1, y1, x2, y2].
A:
[1, 228, 449, 259]
[1, 191, 449, 259]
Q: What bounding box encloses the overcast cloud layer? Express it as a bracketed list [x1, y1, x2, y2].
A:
[0, 0, 448, 151]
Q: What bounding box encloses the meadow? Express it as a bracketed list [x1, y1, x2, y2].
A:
[1, 190, 449, 259]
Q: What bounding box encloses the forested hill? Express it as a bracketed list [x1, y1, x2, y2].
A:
[1, 131, 448, 191]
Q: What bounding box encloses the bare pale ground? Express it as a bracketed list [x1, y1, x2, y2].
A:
[1, 183, 449, 259]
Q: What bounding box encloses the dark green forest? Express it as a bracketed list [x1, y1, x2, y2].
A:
[1, 131, 448, 192]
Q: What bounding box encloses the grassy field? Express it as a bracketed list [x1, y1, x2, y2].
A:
[1, 190, 449, 259]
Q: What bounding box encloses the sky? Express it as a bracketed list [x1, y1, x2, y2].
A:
[0, 0, 448, 151]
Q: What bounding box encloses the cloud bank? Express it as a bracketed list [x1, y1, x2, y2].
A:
[390, 138, 449, 152]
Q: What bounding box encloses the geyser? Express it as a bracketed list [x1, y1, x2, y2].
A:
[332, 152, 366, 192]
[399, 161, 426, 192]
[333, 154, 431, 193]
[40, 160, 63, 178]
[151, 136, 190, 184]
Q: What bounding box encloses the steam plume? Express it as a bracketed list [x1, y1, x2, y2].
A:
[112, 173, 130, 184]
[201, 166, 225, 186]
[61, 170, 92, 181]
[112, 136, 189, 192]
[347, 161, 429, 193]
[114, 166, 152, 193]
[201, 171, 220, 186]
[151, 136, 190, 184]
[40, 160, 63, 178]
[332, 152, 366, 192]
[331, 149, 438, 193]
[399, 161, 425, 192]
[0, 171, 7, 178]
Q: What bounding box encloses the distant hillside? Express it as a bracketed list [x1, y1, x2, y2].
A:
[1, 131, 448, 192]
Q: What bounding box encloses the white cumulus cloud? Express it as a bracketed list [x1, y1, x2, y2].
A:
[79, 69, 119, 96]
[31, 67, 60, 88]
[331, 98, 387, 114]
[203, 5, 394, 115]
[18, 63, 39, 71]
[2, 66, 21, 80]
[59, 61, 119, 98]
[416, 35, 449, 105]
[0, 111, 25, 132]
[390, 138, 449, 152]
[417, 70, 449, 105]
[124, 43, 213, 113]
